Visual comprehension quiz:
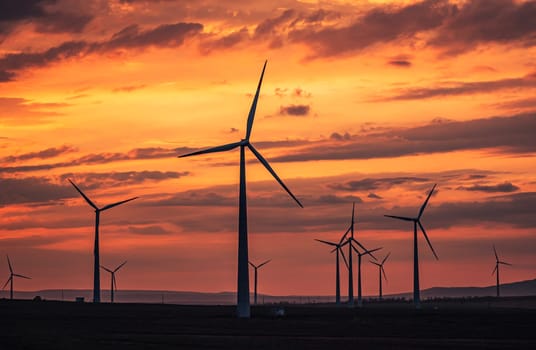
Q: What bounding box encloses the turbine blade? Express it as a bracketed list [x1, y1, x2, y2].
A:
[248, 261, 256, 268]
[382, 252, 391, 265]
[384, 214, 414, 222]
[381, 266, 388, 281]
[245, 60, 267, 140]
[100, 266, 113, 273]
[492, 264, 497, 275]
[178, 141, 242, 158]
[248, 144, 303, 208]
[315, 239, 337, 247]
[258, 259, 271, 268]
[13, 274, 31, 279]
[7, 255, 12, 274]
[339, 248, 349, 270]
[330, 247, 337, 253]
[101, 197, 138, 211]
[493, 244, 499, 261]
[338, 227, 351, 245]
[418, 221, 438, 260]
[370, 261, 381, 267]
[2, 277, 11, 290]
[418, 184, 436, 219]
[364, 247, 382, 256]
[114, 261, 127, 272]
[499, 261, 512, 266]
[69, 179, 98, 210]
[351, 238, 377, 260]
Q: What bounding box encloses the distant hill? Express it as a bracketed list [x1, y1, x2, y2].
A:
[386, 278, 536, 299]
[4, 278, 535, 304]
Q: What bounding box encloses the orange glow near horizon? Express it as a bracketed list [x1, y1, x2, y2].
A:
[1, 0, 535, 298]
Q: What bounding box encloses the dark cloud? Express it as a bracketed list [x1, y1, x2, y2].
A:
[329, 177, 430, 192]
[279, 104, 310, 116]
[112, 84, 147, 93]
[60, 171, 189, 189]
[388, 60, 412, 67]
[0, 176, 73, 206]
[0, 22, 203, 81]
[254, 9, 295, 38]
[200, 27, 249, 54]
[0, 1, 47, 22]
[33, 11, 93, 33]
[367, 192, 383, 200]
[271, 113, 536, 163]
[385, 72, 536, 101]
[1, 145, 76, 163]
[128, 225, 173, 235]
[458, 182, 520, 193]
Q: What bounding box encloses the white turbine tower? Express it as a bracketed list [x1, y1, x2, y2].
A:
[69, 179, 138, 303]
[179, 61, 303, 318]
[384, 184, 439, 308]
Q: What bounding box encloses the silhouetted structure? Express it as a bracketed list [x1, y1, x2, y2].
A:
[248, 259, 271, 305]
[385, 184, 439, 308]
[352, 246, 381, 307]
[69, 179, 138, 303]
[2, 255, 31, 300]
[101, 261, 127, 303]
[315, 239, 348, 305]
[370, 252, 390, 300]
[179, 61, 303, 318]
[340, 202, 376, 306]
[492, 245, 512, 297]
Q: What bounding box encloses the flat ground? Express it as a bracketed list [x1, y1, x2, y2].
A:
[1, 297, 535, 349]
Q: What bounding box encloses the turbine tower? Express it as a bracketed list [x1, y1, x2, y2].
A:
[248, 259, 271, 305]
[370, 252, 390, 300]
[340, 202, 376, 306]
[385, 184, 439, 308]
[69, 179, 138, 303]
[2, 255, 31, 300]
[179, 61, 303, 318]
[492, 245, 511, 297]
[101, 261, 127, 303]
[315, 239, 348, 305]
[350, 246, 381, 307]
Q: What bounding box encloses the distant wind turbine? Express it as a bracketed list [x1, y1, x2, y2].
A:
[2, 255, 31, 300]
[69, 179, 138, 303]
[370, 252, 390, 300]
[492, 245, 511, 297]
[101, 261, 127, 303]
[350, 246, 382, 307]
[384, 184, 439, 308]
[179, 61, 303, 318]
[340, 202, 376, 306]
[248, 259, 271, 305]
[315, 239, 348, 305]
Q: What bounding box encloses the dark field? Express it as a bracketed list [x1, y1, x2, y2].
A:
[2, 298, 535, 349]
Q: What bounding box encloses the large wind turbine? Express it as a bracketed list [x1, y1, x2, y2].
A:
[340, 202, 376, 306]
[315, 239, 348, 305]
[370, 252, 390, 300]
[350, 246, 382, 307]
[179, 61, 303, 318]
[2, 255, 31, 300]
[385, 184, 439, 308]
[248, 259, 271, 305]
[492, 245, 511, 297]
[101, 261, 127, 303]
[69, 179, 138, 303]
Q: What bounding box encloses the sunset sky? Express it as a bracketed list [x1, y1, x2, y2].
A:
[1, 0, 535, 298]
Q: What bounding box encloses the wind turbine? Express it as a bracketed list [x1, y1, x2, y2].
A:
[179, 61, 303, 318]
[340, 202, 376, 306]
[350, 246, 382, 307]
[248, 259, 271, 305]
[384, 184, 438, 308]
[370, 252, 390, 300]
[2, 255, 31, 300]
[315, 239, 349, 305]
[100, 261, 127, 303]
[69, 179, 138, 303]
[492, 245, 511, 297]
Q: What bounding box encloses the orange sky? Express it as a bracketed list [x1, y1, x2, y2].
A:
[1, 0, 535, 297]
